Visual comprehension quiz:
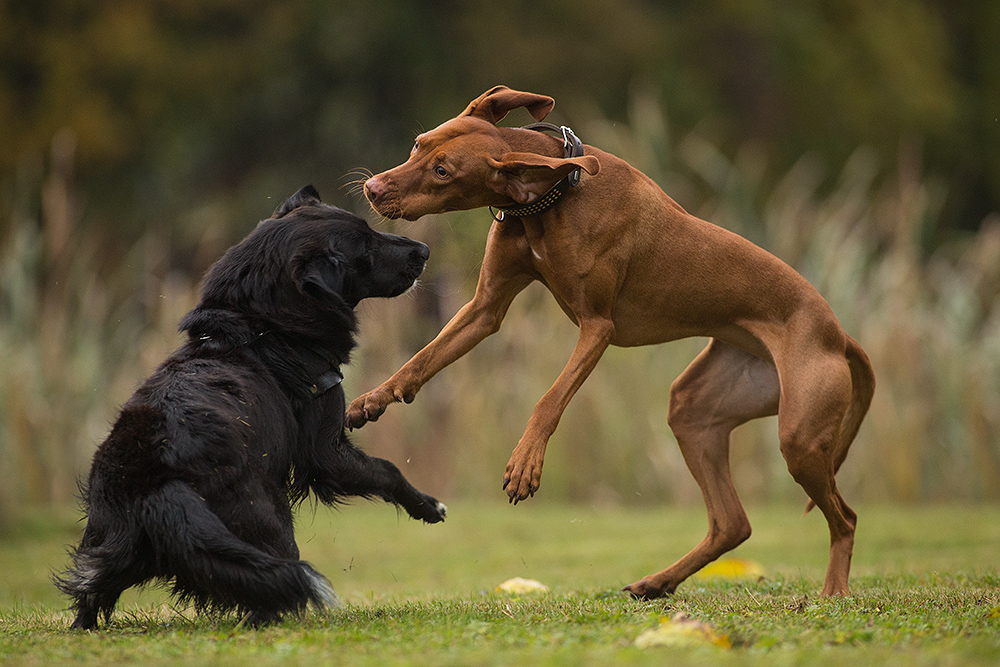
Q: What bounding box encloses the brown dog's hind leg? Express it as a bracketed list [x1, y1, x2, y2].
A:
[774, 348, 856, 596]
[624, 339, 779, 599]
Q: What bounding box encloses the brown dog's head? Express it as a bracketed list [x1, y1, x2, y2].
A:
[364, 86, 600, 220]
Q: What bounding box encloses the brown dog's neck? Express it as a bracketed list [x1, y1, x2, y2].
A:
[493, 124, 586, 220]
[493, 176, 573, 220]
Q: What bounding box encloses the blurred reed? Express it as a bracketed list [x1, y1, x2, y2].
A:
[3, 92, 999, 521]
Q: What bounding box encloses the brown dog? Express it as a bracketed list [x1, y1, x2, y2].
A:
[347, 86, 875, 599]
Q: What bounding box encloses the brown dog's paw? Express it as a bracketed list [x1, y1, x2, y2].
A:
[623, 577, 674, 600]
[502, 447, 543, 504]
[346, 382, 421, 430]
[344, 398, 367, 429]
[345, 388, 393, 429]
[502, 476, 537, 505]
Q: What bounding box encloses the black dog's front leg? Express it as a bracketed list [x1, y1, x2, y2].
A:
[371, 455, 448, 524]
[309, 444, 446, 523]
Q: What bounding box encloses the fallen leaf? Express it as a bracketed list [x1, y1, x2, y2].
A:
[495, 577, 549, 594]
[635, 612, 731, 649]
[693, 558, 765, 580]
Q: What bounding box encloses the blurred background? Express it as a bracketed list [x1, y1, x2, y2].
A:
[2, 0, 999, 522]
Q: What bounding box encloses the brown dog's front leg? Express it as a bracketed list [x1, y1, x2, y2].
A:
[345, 303, 490, 429]
[503, 317, 614, 503]
[346, 253, 533, 430]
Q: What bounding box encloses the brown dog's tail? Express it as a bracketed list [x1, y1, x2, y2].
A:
[805, 335, 876, 513]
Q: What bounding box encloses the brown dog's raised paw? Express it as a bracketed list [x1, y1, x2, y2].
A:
[345, 388, 394, 429]
[503, 449, 543, 504]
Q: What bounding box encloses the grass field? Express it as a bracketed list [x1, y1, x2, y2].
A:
[2, 501, 999, 665]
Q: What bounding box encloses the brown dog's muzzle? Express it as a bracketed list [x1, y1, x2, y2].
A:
[363, 176, 385, 204]
[364, 176, 403, 219]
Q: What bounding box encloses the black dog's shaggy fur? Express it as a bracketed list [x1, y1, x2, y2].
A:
[56, 186, 445, 629]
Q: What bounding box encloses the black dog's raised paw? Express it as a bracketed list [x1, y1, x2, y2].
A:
[409, 497, 447, 524]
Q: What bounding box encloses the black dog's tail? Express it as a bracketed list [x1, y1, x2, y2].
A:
[58, 481, 337, 628]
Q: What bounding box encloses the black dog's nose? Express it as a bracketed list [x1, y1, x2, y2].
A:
[415, 242, 430, 262]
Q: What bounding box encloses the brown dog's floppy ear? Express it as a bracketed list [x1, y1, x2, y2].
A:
[488, 153, 600, 204]
[273, 185, 322, 219]
[460, 86, 555, 125]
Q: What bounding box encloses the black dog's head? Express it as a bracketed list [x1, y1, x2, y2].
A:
[180, 185, 429, 351]
[272, 185, 430, 308]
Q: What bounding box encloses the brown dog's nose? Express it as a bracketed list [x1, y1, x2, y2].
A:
[364, 177, 384, 204]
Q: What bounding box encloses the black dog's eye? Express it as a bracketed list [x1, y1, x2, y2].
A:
[434, 165, 448, 178]
[352, 246, 375, 273]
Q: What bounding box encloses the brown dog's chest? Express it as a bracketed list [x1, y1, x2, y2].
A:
[507, 215, 607, 328]
[520, 217, 549, 263]
[514, 217, 581, 290]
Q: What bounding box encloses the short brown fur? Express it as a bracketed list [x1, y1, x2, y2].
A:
[348, 86, 875, 598]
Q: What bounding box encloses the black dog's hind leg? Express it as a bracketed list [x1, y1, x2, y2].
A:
[311, 444, 447, 523]
[55, 527, 154, 630]
[65, 582, 130, 630]
[143, 481, 337, 619]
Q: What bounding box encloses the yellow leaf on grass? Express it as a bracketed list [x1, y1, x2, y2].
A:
[495, 577, 549, 594]
[693, 558, 765, 580]
[635, 613, 731, 650]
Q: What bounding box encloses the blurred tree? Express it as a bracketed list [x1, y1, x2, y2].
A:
[0, 0, 996, 245]
[3, 0, 1000, 514]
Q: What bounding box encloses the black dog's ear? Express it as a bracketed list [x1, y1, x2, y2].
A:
[297, 251, 349, 305]
[273, 185, 322, 219]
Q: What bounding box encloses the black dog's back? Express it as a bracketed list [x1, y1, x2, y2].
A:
[57, 187, 444, 628]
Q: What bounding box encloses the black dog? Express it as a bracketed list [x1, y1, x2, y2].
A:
[56, 186, 446, 629]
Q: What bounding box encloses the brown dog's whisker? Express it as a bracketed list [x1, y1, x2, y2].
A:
[340, 168, 377, 203]
[342, 166, 374, 181]
[367, 209, 396, 227]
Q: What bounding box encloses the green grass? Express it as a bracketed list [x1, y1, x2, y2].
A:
[2, 502, 999, 665]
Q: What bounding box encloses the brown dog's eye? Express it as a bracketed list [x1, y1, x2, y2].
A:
[412, 141, 419, 154]
[435, 165, 448, 178]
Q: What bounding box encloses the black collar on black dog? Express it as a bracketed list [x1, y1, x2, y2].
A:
[303, 343, 344, 397]
[191, 327, 342, 398]
[492, 123, 585, 221]
[309, 367, 344, 397]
